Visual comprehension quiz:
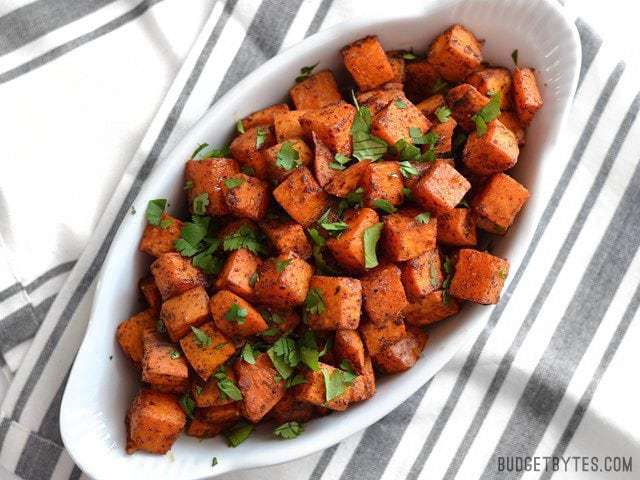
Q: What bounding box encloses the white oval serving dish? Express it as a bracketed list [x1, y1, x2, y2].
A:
[60, 1, 580, 478]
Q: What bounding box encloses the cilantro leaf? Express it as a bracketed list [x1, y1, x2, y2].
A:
[191, 143, 208, 159]
[299, 330, 320, 371]
[159, 218, 173, 230]
[223, 225, 266, 255]
[295, 62, 319, 83]
[276, 258, 293, 272]
[339, 359, 358, 383]
[175, 216, 211, 257]
[274, 421, 304, 439]
[431, 78, 449, 94]
[212, 457, 218, 467]
[285, 373, 307, 388]
[403, 187, 413, 200]
[435, 106, 452, 123]
[307, 228, 326, 247]
[267, 337, 299, 379]
[399, 160, 419, 178]
[321, 368, 352, 402]
[191, 326, 211, 348]
[179, 393, 196, 418]
[415, 212, 431, 224]
[394, 99, 407, 109]
[409, 128, 438, 146]
[511, 49, 519, 66]
[305, 288, 325, 315]
[214, 369, 243, 400]
[276, 141, 300, 171]
[236, 120, 245, 134]
[402, 51, 417, 60]
[225, 303, 248, 324]
[224, 177, 245, 189]
[472, 92, 501, 136]
[330, 153, 351, 170]
[192, 246, 223, 275]
[145, 199, 167, 226]
[192, 192, 209, 215]
[363, 222, 383, 269]
[395, 139, 421, 162]
[249, 271, 259, 287]
[200, 145, 231, 159]
[372, 199, 397, 214]
[224, 422, 253, 447]
[351, 105, 387, 161]
[255, 127, 267, 149]
[169, 349, 181, 359]
[241, 343, 256, 364]
[183, 180, 193, 190]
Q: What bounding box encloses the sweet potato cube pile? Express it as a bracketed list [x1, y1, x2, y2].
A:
[122, 24, 540, 454]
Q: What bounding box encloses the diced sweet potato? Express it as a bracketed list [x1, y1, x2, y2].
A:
[334, 329, 366, 374]
[449, 249, 509, 304]
[258, 308, 301, 343]
[382, 209, 437, 262]
[150, 252, 206, 301]
[431, 117, 457, 155]
[403, 290, 460, 326]
[312, 131, 339, 187]
[416, 94, 446, 117]
[274, 110, 307, 142]
[374, 334, 421, 373]
[139, 214, 183, 258]
[185, 158, 240, 216]
[116, 309, 157, 364]
[199, 403, 242, 425]
[179, 322, 235, 380]
[209, 290, 268, 337]
[359, 319, 406, 357]
[401, 249, 443, 300]
[139, 276, 162, 315]
[300, 102, 356, 155]
[141, 331, 189, 393]
[160, 286, 210, 342]
[261, 138, 313, 182]
[427, 24, 483, 82]
[341, 36, 395, 91]
[463, 120, 519, 175]
[498, 111, 526, 146]
[192, 366, 236, 407]
[357, 89, 403, 116]
[229, 125, 276, 167]
[324, 160, 370, 198]
[446, 83, 489, 131]
[404, 60, 442, 102]
[407, 324, 429, 352]
[294, 362, 360, 411]
[254, 254, 313, 308]
[361, 264, 408, 325]
[271, 393, 316, 424]
[411, 160, 471, 214]
[471, 173, 529, 234]
[387, 54, 406, 83]
[241, 103, 289, 130]
[371, 95, 431, 145]
[349, 354, 376, 402]
[437, 208, 477, 246]
[273, 167, 330, 227]
[234, 353, 285, 422]
[466, 68, 512, 110]
[214, 248, 261, 301]
[326, 207, 380, 272]
[289, 69, 343, 110]
[306, 276, 362, 330]
[259, 219, 312, 259]
[126, 389, 186, 454]
[512, 67, 543, 124]
[362, 161, 404, 207]
[222, 173, 270, 221]
[186, 418, 224, 438]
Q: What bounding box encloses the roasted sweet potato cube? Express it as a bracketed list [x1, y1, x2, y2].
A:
[253, 254, 313, 308]
[357, 89, 403, 116]
[449, 249, 509, 304]
[324, 160, 370, 198]
[403, 161, 431, 190]
[431, 117, 457, 155]
[271, 393, 316, 424]
[139, 214, 183, 258]
[218, 218, 258, 239]
[387, 54, 406, 83]
[289, 69, 343, 110]
[371, 96, 431, 145]
[437, 208, 477, 246]
[139, 276, 162, 315]
[214, 248, 261, 301]
[126, 389, 185, 454]
[179, 322, 235, 380]
[382, 209, 437, 262]
[350, 354, 376, 402]
[466, 67, 512, 110]
[274, 110, 307, 142]
[362, 161, 404, 208]
[234, 353, 285, 422]
[273, 167, 330, 227]
[403, 290, 460, 326]
[446, 83, 489, 132]
[312, 131, 339, 187]
[463, 120, 519, 175]
[222, 173, 270, 221]
[326, 207, 380, 272]
[404, 60, 442, 102]
[374, 334, 421, 373]
[512, 67, 543, 124]
[401, 250, 443, 300]
[411, 160, 471, 214]
[141, 331, 189, 393]
[471, 173, 529, 234]
[359, 319, 406, 357]
[361, 264, 408, 325]
[261, 138, 313, 183]
[186, 418, 224, 439]
[416, 94, 446, 117]
[116, 309, 157, 364]
[294, 363, 361, 411]
[229, 125, 276, 166]
[241, 103, 289, 130]
[306, 276, 362, 330]
[160, 286, 210, 342]
[498, 111, 526, 146]
[334, 329, 366, 374]
[341, 36, 395, 91]
[407, 324, 429, 352]
[300, 102, 356, 155]
[428, 24, 483, 82]
[150, 252, 206, 301]
[185, 158, 240, 216]
[258, 308, 301, 343]
[260, 219, 312, 259]
[199, 403, 242, 425]
[209, 290, 268, 337]
[192, 366, 236, 407]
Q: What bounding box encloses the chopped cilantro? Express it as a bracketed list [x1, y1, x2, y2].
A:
[276, 141, 300, 171]
[249, 271, 259, 287]
[415, 212, 431, 224]
[274, 421, 304, 439]
[285, 373, 307, 388]
[472, 92, 501, 136]
[363, 222, 383, 269]
[511, 49, 519, 66]
[192, 192, 209, 215]
[224, 422, 254, 447]
[394, 99, 407, 109]
[431, 78, 449, 94]
[299, 330, 320, 371]
[276, 258, 293, 272]
[236, 120, 245, 134]
[184, 180, 194, 190]
[179, 393, 196, 418]
[223, 225, 266, 255]
[241, 343, 256, 364]
[321, 367, 354, 402]
[435, 106, 452, 123]
[225, 303, 248, 324]
[295, 62, 319, 83]
[351, 103, 388, 161]
[307, 228, 326, 247]
[372, 199, 397, 214]
[255, 127, 267, 149]
[212, 457, 218, 467]
[191, 326, 211, 348]
[241, 165, 255, 175]
[399, 160, 419, 178]
[169, 349, 181, 359]
[145, 199, 167, 226]
[330, 153, 351, 170]
[305, 288, 325, 315]
[267, 337, 299, 379]
[224, 177, 245, 189]
[214, 368, 243, 400]
[159, 218, 173, 230]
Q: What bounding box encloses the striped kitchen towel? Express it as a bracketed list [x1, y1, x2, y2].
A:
[1, 1, 639, 479]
